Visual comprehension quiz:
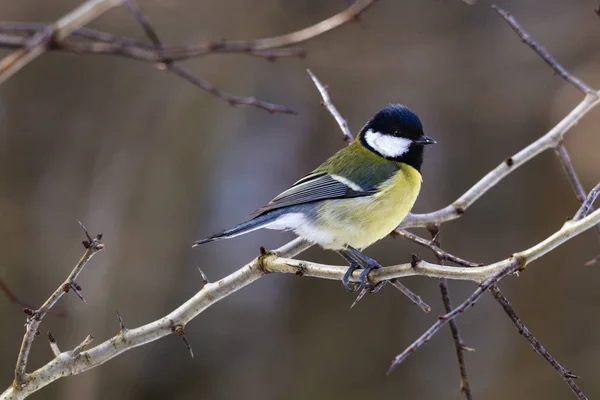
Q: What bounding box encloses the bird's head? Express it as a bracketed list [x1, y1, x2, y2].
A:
[358, 104, 436, 170]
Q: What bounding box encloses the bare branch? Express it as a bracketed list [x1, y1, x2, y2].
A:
[2, 189, 600, 398]
[392, 229, 482, 268]
[0, 0, 126, 85]
[123, 0, 295, 114]
[401, 93, 600, 229]
[389, 281, 431, 312]
[307, 69, 353, 142]
[489, 285, 586, 399]
[492, 5, 595, 95]
[428, 227, 472, 400]
[12, 223, 103, 388]
[166, 63, 295, 114]
[0, 0, 378, 112]
[387, 264, 515, 374]
[574, 183, 600, 221]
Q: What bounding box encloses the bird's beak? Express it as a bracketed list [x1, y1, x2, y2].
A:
[414, 135, 437, 145]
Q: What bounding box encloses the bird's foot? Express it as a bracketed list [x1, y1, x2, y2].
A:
[342, 263, 361, 292]
[358, 262, 384, 290]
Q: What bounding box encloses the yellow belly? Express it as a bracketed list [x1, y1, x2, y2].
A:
[314, 164, 422, 249]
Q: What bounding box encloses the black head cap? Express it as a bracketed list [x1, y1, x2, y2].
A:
[358, 104, 435, 171]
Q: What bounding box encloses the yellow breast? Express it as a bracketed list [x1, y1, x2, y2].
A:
[315, 164, 422, 249]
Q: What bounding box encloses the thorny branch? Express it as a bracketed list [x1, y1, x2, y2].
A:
[0, 0, 378, 113]
[489, 285, 587, 400]
[2, 3, 600, 400]
[428, 226, 473, 400]
[12, 223, 103, 388]
[3, 205, 600, 399]
[492, 4, 600, 237]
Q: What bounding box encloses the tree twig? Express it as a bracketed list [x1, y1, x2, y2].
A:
[123, 0, 296, 114]
[306, 69, 353, 142]
[11, 223, 103, 388]
[392, 229, 482, 268]
[574, 183, 600, 221]
[428, 226, 473, 399]
[386, 186, 600, 376]
[400, 90, 600, 229]
[0, 0, 126, 85]
[492, 5, 595, 95]
[387, 264, 516, 374]
[489, 285, 586, 400]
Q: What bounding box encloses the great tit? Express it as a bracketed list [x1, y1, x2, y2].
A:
[194, 104, 435, 291]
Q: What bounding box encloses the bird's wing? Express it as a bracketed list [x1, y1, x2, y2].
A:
[250, 172, 377, 216]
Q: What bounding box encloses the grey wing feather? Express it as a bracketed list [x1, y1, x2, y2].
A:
[251, 172, 377, 216]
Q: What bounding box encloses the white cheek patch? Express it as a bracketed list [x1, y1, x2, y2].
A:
[364, 129, 412, 158]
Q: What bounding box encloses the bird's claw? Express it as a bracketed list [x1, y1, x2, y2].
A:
[342, 264, 360, 292]
[358, 262, 383, 289]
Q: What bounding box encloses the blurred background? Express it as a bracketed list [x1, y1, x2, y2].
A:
[1, 0, 600, 399]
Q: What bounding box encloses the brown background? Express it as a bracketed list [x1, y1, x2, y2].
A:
[1, 0, 600, 399]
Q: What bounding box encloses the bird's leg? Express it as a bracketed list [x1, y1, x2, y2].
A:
[344, 246, 386, 292]
[337, 250, 364, 292]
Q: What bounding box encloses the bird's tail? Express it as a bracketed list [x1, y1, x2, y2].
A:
[193, 212, 278, 246]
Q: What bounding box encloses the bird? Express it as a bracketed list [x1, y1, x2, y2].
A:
[194, 104, 436, 291]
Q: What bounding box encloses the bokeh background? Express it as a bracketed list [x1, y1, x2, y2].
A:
[1, 0, 600, 399]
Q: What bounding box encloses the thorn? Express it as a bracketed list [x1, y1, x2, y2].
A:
[174, 325, 194, 358]
[259, 246, 267, 256]
[411, 253, 421, 268]
[461, 344, 476, 352]
[197, 268, 209, 285]
[78, 221, 93, 243]
[69, 282, 87, 303]
[48, 331, 56, 343]
[116, 311, 127, 331]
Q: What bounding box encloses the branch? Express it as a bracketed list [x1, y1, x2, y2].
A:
[3, 203, 599, 399]
[489, 285, 586, 400]
[401, 5, 600, 229]
[11, 223, 104, 388]
[492, 5, 595, 95]
[0, 0, 126, 85]
[428, 227, 472, 399]
[0, 1, 378, 113]
[307, 69, 353, 142]
[385, 187, 600, 381]
[401, 91, 600, 229]
[574, 183, 600, 221]
[0, 0, 376, 62]
[392, 229, 482, 268]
